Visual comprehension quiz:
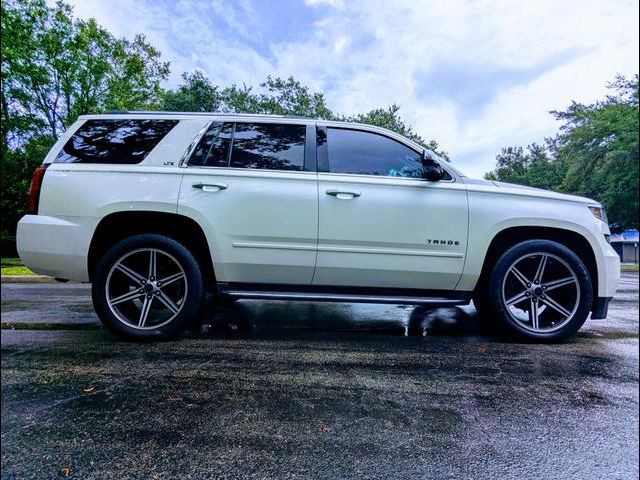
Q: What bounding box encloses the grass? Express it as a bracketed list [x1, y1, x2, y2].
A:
[1, 257, 34, 276]
[1, 258, 23, 267]
[621, 264, 639, 272]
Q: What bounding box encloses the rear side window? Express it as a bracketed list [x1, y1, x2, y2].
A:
[55, 119, 178, 164]
[188, 122, 305, 171]
[231, 123, 305, 171]
[188, 122, 233, 167]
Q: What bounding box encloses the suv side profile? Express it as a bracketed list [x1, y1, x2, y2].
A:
[17, 112, 620, 342]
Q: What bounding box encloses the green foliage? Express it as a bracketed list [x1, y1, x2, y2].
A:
[485, 142, 566, 191]
[1, 0, 440, 255]
[486, 75, 639, 229]
[1, 0, 168, 255]
[1, 0, 169, 141]
[341, 104, 449, 159]
[162, 74, 334, 119]
[162, 74, 447, 158]
[162, 71, 222, 112]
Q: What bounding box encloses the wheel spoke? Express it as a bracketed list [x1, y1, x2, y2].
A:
[156, 290, 179, 313]
[544, 276, 577, 292]
[506, 290, 529, 306]
[540, 295, 572, 319]
[109, 288, 144, 306]
[157, 271, 185, 288]
[138, 297, 153, 327]
[115, 263, 146, 285]
[529, 299, 539, 329]
[149, 250, 157, 279]
[509, 266, 531, 288]
[534, 254, 548, 284]
[107, 247, 187, 330]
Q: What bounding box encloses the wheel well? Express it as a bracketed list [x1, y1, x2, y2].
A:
[88, 211, 215, 286]
[476, 226, 598, 303]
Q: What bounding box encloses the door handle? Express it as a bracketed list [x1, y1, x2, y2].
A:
[192, 183, 228, 192]
[326, 189, 361, 200]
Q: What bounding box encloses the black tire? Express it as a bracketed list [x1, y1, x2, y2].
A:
[472, 285, 494, 321]
[214, 296, 238, 306]
[487, 240, 593, 343]
[92, 234, 205, 340]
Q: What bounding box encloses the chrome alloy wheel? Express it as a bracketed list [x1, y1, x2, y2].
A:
[105, 248, 188, 330]
[501, 252, 581, 334]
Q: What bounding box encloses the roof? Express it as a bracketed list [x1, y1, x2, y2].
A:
[104, 110, 316, 120]
[610, 229, 639, 243]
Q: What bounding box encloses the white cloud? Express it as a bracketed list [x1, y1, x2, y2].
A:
[304, 0, 345, 9]
[63, 0, 273, 87]
[62, 0, 639, 177]
[270, 0, 639, 175]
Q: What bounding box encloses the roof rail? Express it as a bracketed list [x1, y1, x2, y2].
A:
[100, 110, 316, 120]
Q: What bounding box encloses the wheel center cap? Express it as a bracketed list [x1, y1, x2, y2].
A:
[144, 283, 154, 294]
[533, 286, 544, 297]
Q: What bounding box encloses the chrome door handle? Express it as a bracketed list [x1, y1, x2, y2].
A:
[326, 190, 361, 200]
[192, 183, 228, 192]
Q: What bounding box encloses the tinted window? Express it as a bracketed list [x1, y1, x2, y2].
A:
[231, 123, 305, 171]
[188, 122, 233, 167]
[327, 128, 423, 178]
[55, 119, 178, 164]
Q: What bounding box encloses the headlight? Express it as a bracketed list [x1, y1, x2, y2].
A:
[588, 205, 608, 224]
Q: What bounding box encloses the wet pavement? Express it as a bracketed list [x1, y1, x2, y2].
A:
[1, 273, 638, 479]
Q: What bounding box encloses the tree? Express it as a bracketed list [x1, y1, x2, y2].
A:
[486, 74, 638, 229]
[343, 104, 449, 160]
[1, 0, 169, 144]
[553, 75, 638, 228]
[1, 0, 170, 255]
[162, 74, 334, 119]
[485, 142, 565, 190]
[163, 73, 447, 158]
[162, 71, 222, 113]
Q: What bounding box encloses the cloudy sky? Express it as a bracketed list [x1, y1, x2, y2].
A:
[65, 0, 638, 177]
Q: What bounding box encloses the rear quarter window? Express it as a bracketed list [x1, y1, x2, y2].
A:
[55, 119, 178, 164]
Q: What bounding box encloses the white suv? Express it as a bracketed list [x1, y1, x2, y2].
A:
[17, 112, 620, 341]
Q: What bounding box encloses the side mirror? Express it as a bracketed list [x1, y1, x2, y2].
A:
[421, 152, 444, 182]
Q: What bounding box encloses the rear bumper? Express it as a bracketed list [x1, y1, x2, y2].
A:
[16, 215, 97, 282]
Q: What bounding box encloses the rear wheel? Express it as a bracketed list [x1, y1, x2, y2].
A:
[92, 234, 205, 340]
[486, 240, 592, 342]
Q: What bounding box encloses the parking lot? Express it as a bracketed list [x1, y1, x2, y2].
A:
[1, 272, 638, 479]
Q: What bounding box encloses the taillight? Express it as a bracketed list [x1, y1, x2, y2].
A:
[26, 164, 49, 215]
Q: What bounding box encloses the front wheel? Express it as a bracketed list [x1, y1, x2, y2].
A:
[486, 240, 593, 342]
[92, 234, 205, 340]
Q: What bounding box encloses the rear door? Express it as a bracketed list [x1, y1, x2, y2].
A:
[178, 120, 318, 286]
[314, 126, 468, 290]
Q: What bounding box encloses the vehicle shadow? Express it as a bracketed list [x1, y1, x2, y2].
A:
[194, 300, 497, 339]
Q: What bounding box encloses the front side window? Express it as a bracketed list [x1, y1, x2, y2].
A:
[188, 122, 305, 171]
[55, 119, 178, 164]
[326, 128, 423, 178]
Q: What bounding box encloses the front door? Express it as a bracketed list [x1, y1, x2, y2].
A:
[314, 127, 468, 291]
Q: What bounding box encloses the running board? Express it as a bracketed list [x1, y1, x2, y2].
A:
[221, 290, 469, 306]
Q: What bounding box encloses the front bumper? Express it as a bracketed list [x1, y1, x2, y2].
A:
[595, 234, 620, 298]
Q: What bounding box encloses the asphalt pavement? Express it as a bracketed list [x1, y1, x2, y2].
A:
[1, 273, 638, 479]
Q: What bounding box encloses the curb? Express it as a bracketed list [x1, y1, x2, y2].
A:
[1, 322, 101, 331]
[1, 275, 57, 283]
